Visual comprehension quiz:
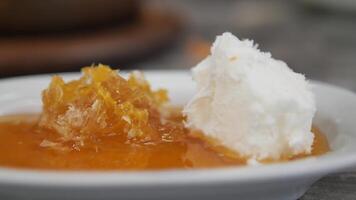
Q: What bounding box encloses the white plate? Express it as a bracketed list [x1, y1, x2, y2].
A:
[0, 71, 356, 200]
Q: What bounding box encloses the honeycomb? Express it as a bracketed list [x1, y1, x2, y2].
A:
[38, 65, 183, 149]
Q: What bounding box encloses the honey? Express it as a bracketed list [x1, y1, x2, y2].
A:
[0, 65, 329, 170]
[0, 114, 329, 170]
[38, 65, 172, 147]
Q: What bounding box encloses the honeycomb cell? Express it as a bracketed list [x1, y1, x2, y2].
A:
[38, 65, 181, 149]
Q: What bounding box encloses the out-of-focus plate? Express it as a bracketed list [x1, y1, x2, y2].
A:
[0, 71, 355, 200]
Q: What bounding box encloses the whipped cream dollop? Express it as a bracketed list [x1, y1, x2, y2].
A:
[183, 32, 316, 162]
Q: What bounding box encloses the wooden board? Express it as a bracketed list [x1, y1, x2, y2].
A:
[0, 9, 183, 77]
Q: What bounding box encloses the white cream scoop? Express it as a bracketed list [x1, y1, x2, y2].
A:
[183, 32, 316, 163]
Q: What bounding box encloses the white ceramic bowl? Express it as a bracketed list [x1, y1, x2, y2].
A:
[0, 71, 356, 200]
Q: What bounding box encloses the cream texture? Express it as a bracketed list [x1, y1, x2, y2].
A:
[184, 32, 316, 162]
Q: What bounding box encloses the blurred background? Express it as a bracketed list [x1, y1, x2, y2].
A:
[0, 0, 356, 91]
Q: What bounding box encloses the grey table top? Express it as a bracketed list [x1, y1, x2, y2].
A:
[142, 1, 356, 199]
[301, 173, 356, 200]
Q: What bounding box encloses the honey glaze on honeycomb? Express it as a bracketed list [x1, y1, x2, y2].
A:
[39, 65, 175, 149]
[0, 65, 329, 170]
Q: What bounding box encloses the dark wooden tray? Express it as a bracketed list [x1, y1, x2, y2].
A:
[0, 9, 183, 77]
